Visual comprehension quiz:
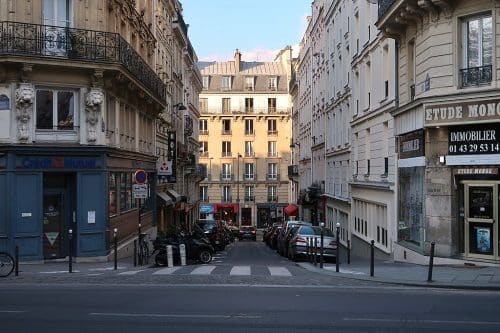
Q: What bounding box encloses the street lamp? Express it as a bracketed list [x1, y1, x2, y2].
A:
[173, 103, 187, 111]
[236, 153, 242, 227]
[336, 222, 341, 272]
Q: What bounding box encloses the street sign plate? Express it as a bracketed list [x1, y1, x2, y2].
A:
[133, 184, 148, 199]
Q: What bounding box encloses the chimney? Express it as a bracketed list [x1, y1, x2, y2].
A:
[234, 49, 241, 72]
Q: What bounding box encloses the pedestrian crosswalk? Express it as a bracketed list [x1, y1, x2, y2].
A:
[113, 264, 294, 277]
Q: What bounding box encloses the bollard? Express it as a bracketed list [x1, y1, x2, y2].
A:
[313, 238, 318, 266]
[166, 245, 173, 267]
[306, 237, 309, 261]
[113, 228, 118, 270]
[370, 240, 375, 277]
[68, 229, 73, 273]
[320, 223, 324, 269]
[15, 245, 19, 276]
[336, 223, 340, 273]
[179, 243, 186, 266]
[427, 241, 436, 282]
[133, 240, 137, 267]
[347, 239, 351, 265]
[308, 238, 312, 263]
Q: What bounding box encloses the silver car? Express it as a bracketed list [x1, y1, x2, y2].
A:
[288, 226, 337, 262]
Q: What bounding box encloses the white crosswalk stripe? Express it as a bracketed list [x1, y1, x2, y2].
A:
[118, 269, 146, 276]
[268, 266, 292, 276]
[153, 266, 183, 275]
[190, 265, 216, 275]
[230, 265, 251, 276]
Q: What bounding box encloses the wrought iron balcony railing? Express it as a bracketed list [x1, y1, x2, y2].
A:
[460, 65, 492, 88]
[0, 21, 166, 102]
[288, 165, 299, 178]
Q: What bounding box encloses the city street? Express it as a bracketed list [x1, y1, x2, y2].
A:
[2, 240, 500, 332]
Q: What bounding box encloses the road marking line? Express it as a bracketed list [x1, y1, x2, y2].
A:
[39, 270, 80, 274]
[268, 266, 292, 276]
[153, 267, 182, 275]
[0, 310, 26, 313]
[230, 265, 251, 276]
[118, 270, 147, 276]
[190, 265, 216, 275]
[343, 318, 500, 326]
[89, 312, 261, 319]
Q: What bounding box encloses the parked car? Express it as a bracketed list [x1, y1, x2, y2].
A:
[195, 219, 225, 251]
[288, 225, 337, 262]
[238, 226, 257, 241]
[277, 220, 312, 256]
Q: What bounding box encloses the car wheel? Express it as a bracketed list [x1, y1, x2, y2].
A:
[199, 250, 212, 264]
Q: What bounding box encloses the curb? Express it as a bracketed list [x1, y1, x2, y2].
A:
[296, 262, 500, 291]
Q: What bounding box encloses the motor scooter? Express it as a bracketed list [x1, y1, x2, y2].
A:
[153, 230, 214, 265]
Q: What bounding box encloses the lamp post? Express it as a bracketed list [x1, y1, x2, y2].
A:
[336, 222, 340, 272]
[236, 153, 242, 227]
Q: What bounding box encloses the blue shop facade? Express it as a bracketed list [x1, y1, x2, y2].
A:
[0, 146, 157, 261]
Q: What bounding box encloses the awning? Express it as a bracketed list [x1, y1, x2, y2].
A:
[166, 189, 182, 202]
[213, 203, 238, 213]
[284, 204, 298, 217]
[157, 192, 173, 206]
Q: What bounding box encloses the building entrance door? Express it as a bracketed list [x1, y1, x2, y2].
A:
[43, 190, 66, 259]
[464, 182, 498, 259]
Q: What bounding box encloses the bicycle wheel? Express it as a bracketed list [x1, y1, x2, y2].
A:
[0, 252, 15, 277]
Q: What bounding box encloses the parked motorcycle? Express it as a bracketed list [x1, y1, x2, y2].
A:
[153, 230, 214, 265]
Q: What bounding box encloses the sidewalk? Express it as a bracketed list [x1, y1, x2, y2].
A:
[297, 254, 500, 290]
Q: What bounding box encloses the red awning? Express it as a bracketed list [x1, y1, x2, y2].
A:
[284, 204, 298, 217]
[213, 203, 238, 213]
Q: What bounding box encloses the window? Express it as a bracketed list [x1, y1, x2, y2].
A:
[268, 98, 276, 113]
[267, 163, 278, 180]
[268, 141, 277, 157]
[245, 119, 254, 135]
[461, 14, 492, 87]
[222, 186, 231, 202]
[200, 141, 208, 156]
[116, 172, 137, 213]
[245, 141, 254, 157]
[268, 77, 277, 90]
[244, 163, 254, 180]
[244, 186, 254, 201]
[267, 119, 277, 134]
[199, 119, 208, 135]
[245, 98, 254, 112]
[267, 186, 277, 202]
[202, 76, 210, 89]
[222, 119, 231, 134]
[222, 141, 231, 157]
[245, 76, 254, 91]
[43, 0, 71, 27]
[221, 163, 232, 180]
[36, 89, 75, 130]
[221, 76, 231, 90]
[200, 186, 209, 201]
[199, 98, 208, 112]
[408, 39, 415, 100]
[108, 173, 117, 216]
[222, 98, 230, 113]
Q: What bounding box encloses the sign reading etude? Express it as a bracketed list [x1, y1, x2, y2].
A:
[425, 99, 500, 125]
[448, 124, 500, 155]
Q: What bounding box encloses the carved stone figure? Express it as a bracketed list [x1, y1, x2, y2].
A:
[15, 83, 35, 142]
[85, 88, 104, 143]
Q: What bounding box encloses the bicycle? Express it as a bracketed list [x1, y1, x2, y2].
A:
[138, 233, 151, 265]
[0, 252, 15, 277]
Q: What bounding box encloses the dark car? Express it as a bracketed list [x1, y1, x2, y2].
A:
[238, 226, 257, 241]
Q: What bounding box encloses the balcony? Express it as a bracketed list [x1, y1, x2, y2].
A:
[0, 21, 166, 103]
[288, 165, 299, 178]
[460, 65, 492, 88]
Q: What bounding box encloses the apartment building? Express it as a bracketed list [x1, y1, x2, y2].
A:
[198, 48, 292, 228]
[0, 0, 199, 261]
[378, 0, 500, 264]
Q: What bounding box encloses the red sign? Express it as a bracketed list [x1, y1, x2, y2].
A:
[134, 169, 147, 184]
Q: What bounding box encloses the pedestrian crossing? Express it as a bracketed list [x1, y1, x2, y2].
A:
[114, 264, 295, 277]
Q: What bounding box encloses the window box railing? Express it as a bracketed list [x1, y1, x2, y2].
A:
[244, 173, 255, 180]
[221, 152, 232, 157]
[268, 152, 278, 157]
[245, 130, 254, 135]
[288, 165, 298, 178]
[267, 173, 279, 181]
[460, 65, 492, 88]
[221, 173, 233, 181]
[267, 130, 278, 135]
[244, 151, 254, 157]
[267, 196, 278, 202]
[221, 130, 232, 135]
[0, 21, 166, 102]
[244, 195, 255, 202]
[199, 130, 209, 135]
[222, 196, 232, 203]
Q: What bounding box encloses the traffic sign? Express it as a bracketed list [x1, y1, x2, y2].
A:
[133, 184, 148, 199]
[134, 170, 147, 184]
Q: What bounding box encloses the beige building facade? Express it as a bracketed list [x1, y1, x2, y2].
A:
[198, 48, 293, 228]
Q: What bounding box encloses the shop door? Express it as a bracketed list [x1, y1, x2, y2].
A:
[464, 183, 498, 259]
[43, 190, 66, 259]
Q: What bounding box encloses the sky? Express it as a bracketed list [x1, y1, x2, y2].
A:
[180, 0, 311, 62]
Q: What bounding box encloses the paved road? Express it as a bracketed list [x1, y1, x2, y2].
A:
[1, 284, 499, 332]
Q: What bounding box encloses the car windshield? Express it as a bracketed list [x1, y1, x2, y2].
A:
[298, 226, 335, 237]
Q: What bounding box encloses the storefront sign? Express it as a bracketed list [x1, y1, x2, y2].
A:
[475, 226, 492, 254]
[200, 204, 214, 214]
[17, 156, 102, 169]
[453, 168, 498, 175]
[166, 131, 177, 183]
[425, 99, 500, 125]
[399, 130, 424, 159]
[448, 124, 500, 155]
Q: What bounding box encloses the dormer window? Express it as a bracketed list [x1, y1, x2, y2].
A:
[268, 77, 277, 90]
[202, 76, 210, 89]
[245, 76, 255, 91]
[221, 76, 232, 91]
